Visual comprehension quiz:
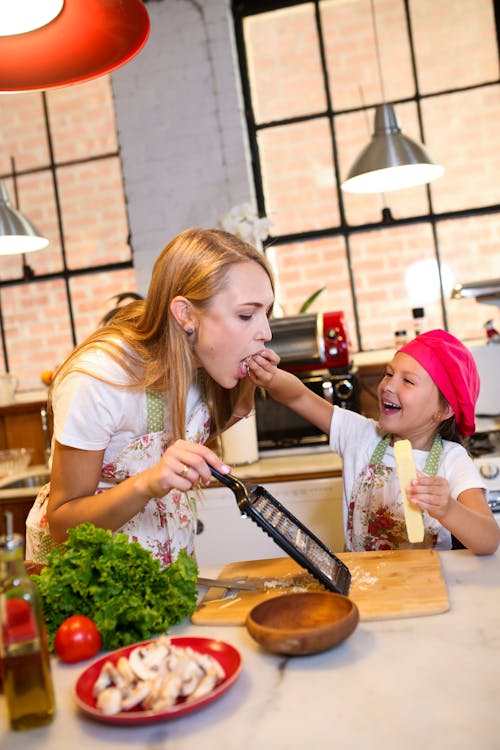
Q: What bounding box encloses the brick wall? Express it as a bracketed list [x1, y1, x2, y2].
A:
[111, 0, 255, 293]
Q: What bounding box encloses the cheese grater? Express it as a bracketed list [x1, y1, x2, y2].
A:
[210, 467, 351, 596]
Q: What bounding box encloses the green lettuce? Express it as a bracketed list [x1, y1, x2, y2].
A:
[31, 523, 198, 650]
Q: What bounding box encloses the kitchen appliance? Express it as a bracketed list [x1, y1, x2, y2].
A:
[450, 282, 500, 524]
[469, 343, 500, 524]
[210, 467, 351, 595]
[469, 344, 500, 417]
[255, 311, 359, 450]
[469, 430, 500, 525]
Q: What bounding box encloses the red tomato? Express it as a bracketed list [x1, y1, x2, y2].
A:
[54, 615, 102, 663]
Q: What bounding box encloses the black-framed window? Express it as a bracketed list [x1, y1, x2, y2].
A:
[0, 77, 137, 391]
[232, 0, 500, 351]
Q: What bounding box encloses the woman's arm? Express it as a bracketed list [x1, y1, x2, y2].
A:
[47, 438, 231, 543]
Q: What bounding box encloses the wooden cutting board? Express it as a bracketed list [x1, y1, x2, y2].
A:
[191, 549, 449, 625]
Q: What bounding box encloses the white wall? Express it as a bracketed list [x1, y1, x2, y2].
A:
[111, 0, 254, 295]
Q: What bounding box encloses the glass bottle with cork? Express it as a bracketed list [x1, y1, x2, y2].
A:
[0, 511, 55, 730]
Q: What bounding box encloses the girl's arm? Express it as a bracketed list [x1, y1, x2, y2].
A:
[407, 476, 500, 555]
[247, 352, 334, 435]
[46, 438, 230, 543]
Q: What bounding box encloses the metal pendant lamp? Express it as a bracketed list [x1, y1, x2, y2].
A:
[341, 0, 444, 194]
[0, 0, 150, 93]
[0, 180, 48, 255]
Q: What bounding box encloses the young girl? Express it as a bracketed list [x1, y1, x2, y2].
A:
[249, 329, 499, 555]
[26, 227, 278, 566]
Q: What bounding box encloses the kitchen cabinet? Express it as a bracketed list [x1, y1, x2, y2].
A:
[196, 476, 344, 567]
[0, 399, 49, 466]
[0, 493, 37, 554]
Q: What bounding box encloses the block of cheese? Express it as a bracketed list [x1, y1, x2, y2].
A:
[393, 439, 424, 543]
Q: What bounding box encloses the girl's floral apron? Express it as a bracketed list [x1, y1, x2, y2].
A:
[25, 390, 210, 566]
[346, 433, 442, 551]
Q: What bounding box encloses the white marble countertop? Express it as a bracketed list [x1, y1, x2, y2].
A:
[2, 549, 499, 750]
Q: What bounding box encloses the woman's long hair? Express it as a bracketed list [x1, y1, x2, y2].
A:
[50, 227, 274, 444]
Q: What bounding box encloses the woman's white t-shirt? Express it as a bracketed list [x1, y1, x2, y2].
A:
[51, 347, 202, 467]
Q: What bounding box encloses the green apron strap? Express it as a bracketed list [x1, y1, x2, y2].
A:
[146, 390, 164, 433]
[369, 434, 391, 464]
[370, 432, 442, 473]
[423, 433, 443, 476]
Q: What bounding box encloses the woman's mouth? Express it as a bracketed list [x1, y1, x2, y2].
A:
[237, 359, 249, 378]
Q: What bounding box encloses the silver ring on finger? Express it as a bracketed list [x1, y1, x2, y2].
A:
[181, 464, 189, 478]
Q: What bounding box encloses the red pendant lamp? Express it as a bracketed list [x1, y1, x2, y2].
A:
[0, 0, 150, 92]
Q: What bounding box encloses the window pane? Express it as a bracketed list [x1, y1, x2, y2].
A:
[258, 119, 339, 234]
[336, 101, 430, 225]
[439, 214, 500, 340]
[0, 173, 62, 279]
[244, 5, 326, 123]
[268, 234, 357, 344]
[427, 85, 500, 212]
[58, 158, 131, 269]
[322, 0, 414, 110]
[350, 223, 445, 350]
[0, 92, 49, 173]
[411, 0, 499, 94]
[1, 281, 74, 391]
[71, 268, 138, 344]
[48, 77, 118, 162]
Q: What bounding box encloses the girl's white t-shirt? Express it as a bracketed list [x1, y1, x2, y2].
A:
[329, 406, 486, 538]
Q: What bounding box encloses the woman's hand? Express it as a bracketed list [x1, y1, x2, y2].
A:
[47, 439, 231, 542]
[138, 440, 231, 498]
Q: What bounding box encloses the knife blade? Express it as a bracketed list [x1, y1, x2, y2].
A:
[196, 576, 263, 591]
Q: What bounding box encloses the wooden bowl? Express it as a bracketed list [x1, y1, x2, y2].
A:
[246, 592, 359, 656]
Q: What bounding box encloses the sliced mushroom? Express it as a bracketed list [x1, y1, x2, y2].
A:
[121, 681, 151, 711]
[116, 655, 136, 683]
[128, 642, 168, 681]
[96, 686, 123, 716]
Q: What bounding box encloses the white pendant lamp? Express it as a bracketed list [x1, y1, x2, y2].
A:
[342, 103, 444, 193]
[341, 0, 444, 194]
[0, 181, 49, 255]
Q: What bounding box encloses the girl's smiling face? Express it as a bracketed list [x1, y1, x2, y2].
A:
[377, 351, 451, 448]
[191, 261, 275, 389]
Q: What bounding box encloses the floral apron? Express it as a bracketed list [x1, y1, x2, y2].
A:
[345, 433, 443, 551]
[25, 390, 210, 566]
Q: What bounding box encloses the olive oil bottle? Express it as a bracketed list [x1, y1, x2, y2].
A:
[0, 512, 55, 730]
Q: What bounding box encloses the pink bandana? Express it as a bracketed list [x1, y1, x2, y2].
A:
[398, 329, 479, 436]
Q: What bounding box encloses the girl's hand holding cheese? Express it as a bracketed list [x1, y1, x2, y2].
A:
[406, 473, 455, 521]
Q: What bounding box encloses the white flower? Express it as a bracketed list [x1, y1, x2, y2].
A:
[219, 203, 271, 249]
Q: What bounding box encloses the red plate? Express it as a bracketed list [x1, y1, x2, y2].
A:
[74, 636, 242, 725]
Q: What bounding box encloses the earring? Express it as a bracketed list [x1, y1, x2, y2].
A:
[185, 327, 194, 336]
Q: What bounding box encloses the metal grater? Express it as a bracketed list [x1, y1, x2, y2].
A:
[210, 468, 351, 596]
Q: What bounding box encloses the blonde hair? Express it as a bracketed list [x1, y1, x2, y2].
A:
[51, 227, 274, 444]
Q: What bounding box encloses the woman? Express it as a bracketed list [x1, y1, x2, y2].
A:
[26, 227, 278, 566]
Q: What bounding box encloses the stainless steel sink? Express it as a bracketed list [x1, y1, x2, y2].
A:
[0, 470, 50, 490]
